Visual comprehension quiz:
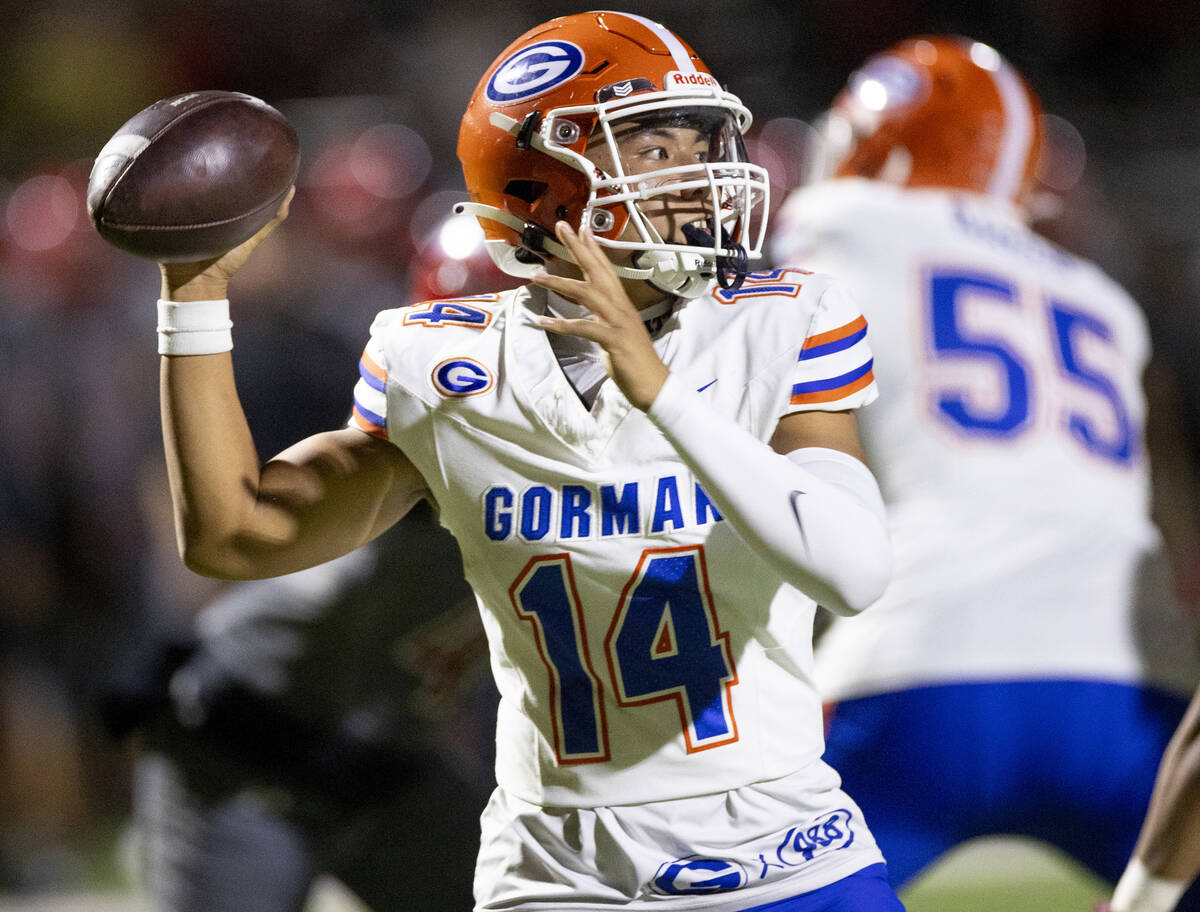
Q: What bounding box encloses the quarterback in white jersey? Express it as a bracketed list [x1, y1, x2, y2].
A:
[352, 275, 886, 908]
[351, 274, 873, 809]
[149, 11, 902, 912]
[771, 35, 1200, 902]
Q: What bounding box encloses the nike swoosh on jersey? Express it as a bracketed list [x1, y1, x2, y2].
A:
[697, 379, 718, 393]
[790, 489, 810, 552]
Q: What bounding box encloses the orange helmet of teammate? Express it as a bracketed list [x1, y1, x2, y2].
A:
[456, 10, 769, 296]
[819, 36, 1046, 210]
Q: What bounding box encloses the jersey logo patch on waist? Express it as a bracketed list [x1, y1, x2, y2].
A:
[652, 856, 747, 895]
[758, 808, 857, 879]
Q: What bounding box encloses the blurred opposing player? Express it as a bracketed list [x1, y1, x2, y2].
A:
[126, 504, 492, 912]
[148, 10, 905, 911]
[771, 35, 1200, 902]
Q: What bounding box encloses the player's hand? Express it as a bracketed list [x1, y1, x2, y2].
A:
[159, 186, 294, 302]
[529, 220, 669, 411]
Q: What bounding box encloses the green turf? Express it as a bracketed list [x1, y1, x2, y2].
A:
[899, 837, 1110, 912]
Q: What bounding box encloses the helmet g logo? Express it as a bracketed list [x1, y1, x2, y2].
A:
[848, 56, 925, 113]
[486, 41, 585, 103]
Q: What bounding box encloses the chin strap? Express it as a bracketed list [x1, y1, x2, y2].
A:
[681, 221, 748, 291]
[455, 201, 715, 299]
[630, 248, 713, 299]
[454, 202, 647, 278]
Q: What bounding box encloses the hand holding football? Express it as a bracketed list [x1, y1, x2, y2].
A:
[87, 91, 300, 262]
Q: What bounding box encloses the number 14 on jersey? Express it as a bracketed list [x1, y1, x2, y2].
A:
[510, 546, 739, 765]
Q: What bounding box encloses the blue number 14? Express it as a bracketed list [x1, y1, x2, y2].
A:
[511, 546, 738, 765]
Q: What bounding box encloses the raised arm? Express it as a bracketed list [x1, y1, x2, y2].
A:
[532, 222, 891, 616]
[158, 199, 427, 581]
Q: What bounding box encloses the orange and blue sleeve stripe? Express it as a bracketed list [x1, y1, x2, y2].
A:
[790, 359, 875, 405]
[358, 350, 387, 392]
[790, 314, 875, 406]
[798, 315, 867, 361]
[350, 349, 388, 438]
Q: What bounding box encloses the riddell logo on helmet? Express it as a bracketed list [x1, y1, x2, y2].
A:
[665, 71, 720, 91]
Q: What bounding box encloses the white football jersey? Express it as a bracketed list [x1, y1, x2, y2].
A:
[349, 275, 877, 808]
[772, 178, 1200, 701]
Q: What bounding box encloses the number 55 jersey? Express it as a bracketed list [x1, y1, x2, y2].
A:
[348, 276, 877, 809]
[772, 178, 1200, 702]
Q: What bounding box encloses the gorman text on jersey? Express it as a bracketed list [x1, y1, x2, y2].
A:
[484, 476, 724, 542]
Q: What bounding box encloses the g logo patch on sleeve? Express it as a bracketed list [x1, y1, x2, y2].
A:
[432, 357, 494, 397]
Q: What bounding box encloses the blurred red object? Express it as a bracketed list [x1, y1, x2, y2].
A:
[1, 160, 142, 313]
[407, 209, 514, 302]
[297, 122, 432, 266]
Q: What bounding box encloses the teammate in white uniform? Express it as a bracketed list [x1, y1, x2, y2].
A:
[147, 11, 902, 911]
[770, 35, 1200, 903]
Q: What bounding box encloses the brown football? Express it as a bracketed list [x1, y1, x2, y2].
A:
[87, 91, 300, 262]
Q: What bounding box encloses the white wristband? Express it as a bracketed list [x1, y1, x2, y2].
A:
[157, 299, 233, 355]
[1111, 858, 1187, 912]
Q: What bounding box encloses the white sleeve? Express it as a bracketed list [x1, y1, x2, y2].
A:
[784, 280, 878, 416]
[646, 370, 891, 616]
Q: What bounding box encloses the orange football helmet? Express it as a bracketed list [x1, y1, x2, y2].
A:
[456, 11, 769, 296]
[818, 36, 1045, 209]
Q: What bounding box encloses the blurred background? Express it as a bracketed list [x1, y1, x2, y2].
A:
[1, 0, 1198, 909]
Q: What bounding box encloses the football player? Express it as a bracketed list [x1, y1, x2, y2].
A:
[150, 11, 901, 911]
[770, 35, 1200, 906]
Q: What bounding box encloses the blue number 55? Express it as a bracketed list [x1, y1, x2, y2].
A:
[925, 267, 1135, 466]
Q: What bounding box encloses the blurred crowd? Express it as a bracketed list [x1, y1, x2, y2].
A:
[0, 0, 1198, 898]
